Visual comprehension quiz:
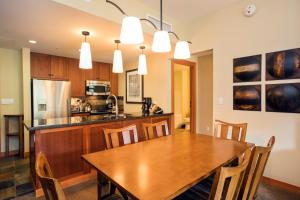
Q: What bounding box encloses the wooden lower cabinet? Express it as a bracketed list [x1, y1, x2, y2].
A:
[30, 114, 173, 189]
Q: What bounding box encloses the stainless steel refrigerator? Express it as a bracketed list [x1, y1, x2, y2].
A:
[32, 79, 71, 119]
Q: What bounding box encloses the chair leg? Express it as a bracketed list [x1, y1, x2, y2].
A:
[119, 189, 128, 200]
[110, 183, 117, 195]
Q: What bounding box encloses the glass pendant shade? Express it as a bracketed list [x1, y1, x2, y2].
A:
[120, 16, 144, 45]
[152, 30, 171, 53]
[138, 54, 147, 75]
[79, 42, 92, 69]
[174, 41, 191, 59]
[113, 49, 123, 73]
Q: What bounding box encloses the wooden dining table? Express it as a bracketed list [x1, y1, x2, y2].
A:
[82, 133, 253, 200]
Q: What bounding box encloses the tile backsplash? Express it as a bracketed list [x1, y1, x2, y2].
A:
[71, 96, 124, 113]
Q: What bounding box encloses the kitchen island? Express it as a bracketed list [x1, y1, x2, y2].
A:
[24, 113, 173, 192]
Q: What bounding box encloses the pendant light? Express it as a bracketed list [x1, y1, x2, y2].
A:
[138, 46, 147, 75]
[106, 0, 143, 45]
[79, 31, 92, 69]
[112, 40, 123, 73]
[174, 41, 191, 59]
[169, 31, 192, 59]
[152, 0, 171, 53]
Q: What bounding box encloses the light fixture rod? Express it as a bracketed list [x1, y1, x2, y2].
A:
[140, 46, 146, 54]
[160, 0, 163, 30]
[140, 18, 158, 30]
[168, 31, 192, 44]
[115, 39, 121, 49]
[106, 0, 127, 16]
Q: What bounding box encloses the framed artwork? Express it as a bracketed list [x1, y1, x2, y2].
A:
[126, 69, 144, 104]
[266, 83, 300, 113]
[266, 48, 300, 80]
[233, 55, 261, 83]
[233, 85, 261, 111]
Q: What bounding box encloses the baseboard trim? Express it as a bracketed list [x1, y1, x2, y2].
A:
[0, 150, 19, 158]
[262, 176, 300, 194]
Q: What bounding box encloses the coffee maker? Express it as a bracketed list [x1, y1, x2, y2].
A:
[142, 97, 152, 115]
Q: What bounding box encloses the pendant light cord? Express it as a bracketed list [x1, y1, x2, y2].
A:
[160, 0, 163, 30]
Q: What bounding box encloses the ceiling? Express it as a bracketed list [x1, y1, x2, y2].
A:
[0, 0, 154, 63]
[141, 0, 241, 22]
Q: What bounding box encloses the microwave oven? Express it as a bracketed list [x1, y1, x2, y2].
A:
[86, 80, 111, 95]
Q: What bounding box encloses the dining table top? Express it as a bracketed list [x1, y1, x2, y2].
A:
[82, 133, 253, 200]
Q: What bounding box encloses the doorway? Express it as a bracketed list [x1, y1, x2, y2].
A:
[171, 59, 196, 134]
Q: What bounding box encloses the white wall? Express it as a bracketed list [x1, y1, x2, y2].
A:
[198, 54, 213, 133]
[188, 0, 300, 186]
[0, 48, 23, 152]
[119, 53, 172, 113]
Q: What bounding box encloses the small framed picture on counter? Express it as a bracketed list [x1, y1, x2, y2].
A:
[126, 69, 144, 104]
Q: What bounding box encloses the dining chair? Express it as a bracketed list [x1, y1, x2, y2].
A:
[142, 120, 170, 140]
[36, 152, 66, 200]
[103, 124, 139, 149]
[175, 148, 252, 200]
[240, 136, 275, 200]
[36, 152, 122, 200]
[214, 120, 248, 142]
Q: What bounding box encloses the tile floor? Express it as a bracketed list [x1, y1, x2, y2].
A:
[0, 156, 34, 200]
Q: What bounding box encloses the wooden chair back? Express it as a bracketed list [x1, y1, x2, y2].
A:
[142, 120, 170, 140]
[213, 148, 251, 200]
[35, 152, 66, 200]
[103, 125, 139, 149]
[240, 136, 275, 200]
[214, 120, 248, 142]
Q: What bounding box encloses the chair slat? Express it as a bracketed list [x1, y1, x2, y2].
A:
[240, 136, 275, 200]
[104, 125, 139, 149]
[214, 120, 248, 142]
[142, 120, 170, 140]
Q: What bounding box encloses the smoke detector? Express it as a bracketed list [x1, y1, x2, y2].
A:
[244, 4, 256, 17]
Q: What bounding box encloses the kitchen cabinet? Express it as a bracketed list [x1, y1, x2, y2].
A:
[50, 56, 69, 80]
[68, 58, 86, 97]
[84, 61, 100, 80]
[30, 52, 118, 97]
[31, 53, 68, 80]
[99, 63, 110, 81]
[110, 66, 118, 95]
[31, 52, 51, 79]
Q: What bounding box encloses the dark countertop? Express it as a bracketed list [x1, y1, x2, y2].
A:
[24, 112, 173, 131]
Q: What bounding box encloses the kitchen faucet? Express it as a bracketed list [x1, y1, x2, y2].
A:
[106, 94, 118, 116]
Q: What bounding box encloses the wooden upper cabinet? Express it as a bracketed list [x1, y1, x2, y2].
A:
[84, 62, 100, 80]
[110, 65, 118, 95]
[68, 58, 86, 97]
[99, 63, 110, 81]
[31, 52, 51, 79]
[50, 56, 69, 80]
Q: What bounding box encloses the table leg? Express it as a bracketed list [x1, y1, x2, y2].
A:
[97, 172, 105, 200]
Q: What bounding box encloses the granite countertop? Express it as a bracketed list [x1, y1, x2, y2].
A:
[24, 112, 173, 131]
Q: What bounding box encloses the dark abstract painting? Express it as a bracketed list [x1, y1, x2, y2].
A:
[233, 85, 261, 111]
[266, 48, 300, 80]
[266, 83, 300, 113]
[233, 55, 261, 82]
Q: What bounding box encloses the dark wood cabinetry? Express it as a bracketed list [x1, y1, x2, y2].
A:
[68, 58, 86, 97]
[99, 63, 110, 81]
[50, 56, 69, 80]
[31, 52, 51, 79]
[110, 68, 118, 95]
[31, 53, 68, 80]
[84, 61, 100, 80]
[31, 52, 118, 97]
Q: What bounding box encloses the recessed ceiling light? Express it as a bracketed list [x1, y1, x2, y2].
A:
[29, 40, 37, 44]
